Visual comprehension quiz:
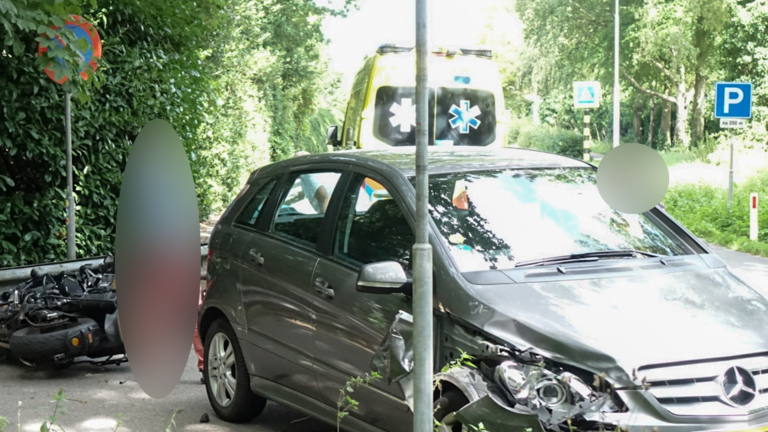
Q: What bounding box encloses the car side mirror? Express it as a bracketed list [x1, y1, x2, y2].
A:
[357, 261, 412, 295]
[326, 125, 341, 147]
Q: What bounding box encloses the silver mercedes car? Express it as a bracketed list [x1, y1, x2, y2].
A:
[198, 146, 768, 432]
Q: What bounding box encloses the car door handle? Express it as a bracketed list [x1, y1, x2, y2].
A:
[314, 278, 334, 298]
[248, 249, 265, 265]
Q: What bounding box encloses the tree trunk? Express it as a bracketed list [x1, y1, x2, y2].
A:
[647, 96, 657, 149]
[690, 18, 707, 145]
[660, 88, 672, 150]
[674, 66, 690, 148]
[633, 93, 644, 141]
[691, 71, 706, 145]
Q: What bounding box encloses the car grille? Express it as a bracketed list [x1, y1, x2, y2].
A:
[639, 353, 768, 417]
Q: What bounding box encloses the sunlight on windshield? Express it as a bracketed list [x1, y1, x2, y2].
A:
[429, 168, 688, 272]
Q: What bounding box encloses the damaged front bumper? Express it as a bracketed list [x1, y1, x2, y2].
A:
[370, 311, 768, 432]
[453, 389, 768, 432]
[454, 394, 545, 432]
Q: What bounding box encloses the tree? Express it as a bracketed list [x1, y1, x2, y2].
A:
[515, 0, 735, 148]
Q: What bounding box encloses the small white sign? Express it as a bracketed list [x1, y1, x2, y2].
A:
[574, 81, 601, 109]
[720, 118, 746, 128]
[750, 193, 759, 241]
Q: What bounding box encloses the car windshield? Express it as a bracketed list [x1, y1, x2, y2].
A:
[426, 168, 690, 272]
[373, 86, 496, 147]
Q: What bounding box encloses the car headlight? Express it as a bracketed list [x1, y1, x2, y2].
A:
[494, 360, 618, 428]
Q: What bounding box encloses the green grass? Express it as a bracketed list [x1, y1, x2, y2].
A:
[589, 141, 707, 166]
[588, 140, 612, 156]
[664, 171, 768, 258]
[660, 151, 699, 166]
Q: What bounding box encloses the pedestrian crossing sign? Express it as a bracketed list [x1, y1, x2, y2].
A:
[574, 81, 601, 109]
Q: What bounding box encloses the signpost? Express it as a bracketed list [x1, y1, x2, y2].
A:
[714, 82, 752, 207]
[750, 193, 759, 242]
[37, 16, 102, 260]
[574, 81, 601, 162]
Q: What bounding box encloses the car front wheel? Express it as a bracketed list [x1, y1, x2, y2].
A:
[204, 318, 266, 422]
[434, 388, 469, 432]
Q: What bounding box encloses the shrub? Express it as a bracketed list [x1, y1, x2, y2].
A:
[507, 117, 535, 144]
[0, 0, 349, 267]
[516, 126, 584, 159]
[664, 171, 768, 257]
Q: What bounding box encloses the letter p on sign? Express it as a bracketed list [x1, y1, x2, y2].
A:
[724, 88, 743, 114]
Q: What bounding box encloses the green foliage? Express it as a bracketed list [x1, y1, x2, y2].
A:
[0, 0, 101, 99]
[507, 117, 534, 144]
[1, 0, 351, 267]
[664, 172, 768, 257]
[0, 415, 7, 432]
[336, 371, 382, 432]
[164, 408, 181, 432]
[517, 126, 584, 159]
[39, 388, 68, 432]
[441, 349, 477, 374]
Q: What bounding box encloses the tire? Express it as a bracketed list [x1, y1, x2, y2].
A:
[204, 318, 266, 423]
[9, 318, 100, 361]
[434, 388, 469, 432]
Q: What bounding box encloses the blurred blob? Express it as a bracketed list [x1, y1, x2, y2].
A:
[596, 143, 669, 214]
[116, 120, 200, 398]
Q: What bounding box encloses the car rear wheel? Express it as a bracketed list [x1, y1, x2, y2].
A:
[434, 388, 469, 432]
[204, 318, 266, 422]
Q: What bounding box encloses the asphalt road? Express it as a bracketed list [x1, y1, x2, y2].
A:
[0, 246, 766, 432]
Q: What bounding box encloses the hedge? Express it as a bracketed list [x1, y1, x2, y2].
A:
[0, 0, 349, 267]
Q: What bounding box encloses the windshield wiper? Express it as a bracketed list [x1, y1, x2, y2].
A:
[514, 249, 666, 268]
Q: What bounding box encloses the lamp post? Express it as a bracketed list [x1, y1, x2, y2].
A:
[613, 0, 620, 148]
[412, 0, 434, 431]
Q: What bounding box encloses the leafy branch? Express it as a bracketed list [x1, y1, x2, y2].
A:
[39, 388, 69, 432]
[336, 372, 382, 432]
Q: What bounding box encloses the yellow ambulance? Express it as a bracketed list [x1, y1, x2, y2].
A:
[327, 44, 508, 150]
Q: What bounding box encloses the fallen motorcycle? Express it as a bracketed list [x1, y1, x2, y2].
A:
[0, 255, 126, 368]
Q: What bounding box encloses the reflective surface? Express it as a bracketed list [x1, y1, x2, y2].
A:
[428, 168, 689, 271]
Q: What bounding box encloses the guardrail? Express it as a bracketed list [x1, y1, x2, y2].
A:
[0, 244, 209, 292]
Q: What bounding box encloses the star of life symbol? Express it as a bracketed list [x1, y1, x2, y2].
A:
[389, 98, 416, 133]
[449, 100, 481, 133]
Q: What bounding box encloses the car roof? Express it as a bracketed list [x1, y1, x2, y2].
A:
[266, 147, 592, 178]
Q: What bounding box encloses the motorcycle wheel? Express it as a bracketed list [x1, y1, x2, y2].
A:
[9, 318, 100, 361]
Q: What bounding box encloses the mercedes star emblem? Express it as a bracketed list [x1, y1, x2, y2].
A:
[720, 366, 758, 407]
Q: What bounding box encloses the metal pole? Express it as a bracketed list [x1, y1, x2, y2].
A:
[728, 128, 735, 207]
[413, 0, 433, 430]
[612, 0, 620, 148]
[583, 109, 591, 162]
[65, 92, 76, 259]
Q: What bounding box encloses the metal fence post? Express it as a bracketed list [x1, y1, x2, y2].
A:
[413, 0, 434, 430]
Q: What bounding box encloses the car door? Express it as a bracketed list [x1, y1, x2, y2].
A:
[238, 169, 342, 401]
[311, 172, 414, 431]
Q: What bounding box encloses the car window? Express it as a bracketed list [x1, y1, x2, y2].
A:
[269, 171, 342, 247]
[334, 175, 414, 267]
[234, 178, 276, 229]
[425, 168, 690, 272]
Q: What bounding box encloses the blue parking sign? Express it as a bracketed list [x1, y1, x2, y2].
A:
[715, 82, 752, 119]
